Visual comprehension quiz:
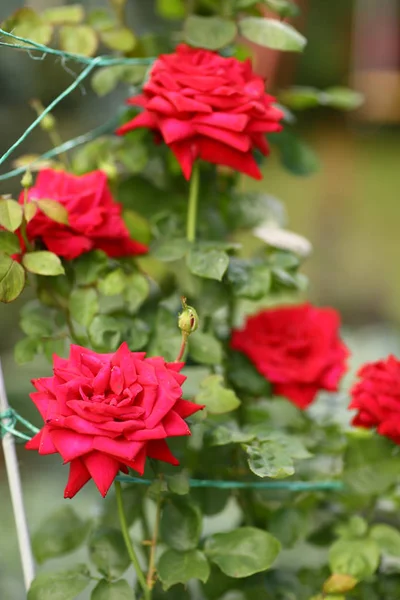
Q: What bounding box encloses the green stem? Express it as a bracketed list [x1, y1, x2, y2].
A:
[175, 331, 189, 362]
[114, 481, 151, 600]
[146, 488, 163, 590]
[186, 162, 200, 243]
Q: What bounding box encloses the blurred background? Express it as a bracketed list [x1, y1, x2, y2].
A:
[0, 0, 400, 597]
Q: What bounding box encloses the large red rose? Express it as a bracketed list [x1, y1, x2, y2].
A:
[26, 343, 203, 498]
[231, 303, 349, 409]
[116, 44, 283, 180]
[18, 169, 147, 260]
[349, 356, 400, 444]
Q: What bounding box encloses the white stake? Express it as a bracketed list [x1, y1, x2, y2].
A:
[0, 359, 35, 591]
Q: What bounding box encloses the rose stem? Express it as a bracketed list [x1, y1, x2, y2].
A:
[186, 161, 200, 243]
[146, 486, 163, 590]
[114, 481, 151, 600]
[175, 331, 189, 363]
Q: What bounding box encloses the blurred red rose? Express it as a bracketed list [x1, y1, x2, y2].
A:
[349, 356, 400, 443]
[116, 44, 283, 180]
[18, 169, 147, 260]
[26, 343, 202, 497]
[231, 303, 349, 409]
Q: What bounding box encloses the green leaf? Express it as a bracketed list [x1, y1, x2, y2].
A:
[196, 374, 241, 415]
[91, 579, 134, 600]
[74, 250, 109, 285]
[89, 527, 131, 579]
[6, 8, 54, 47]
[101, 486, 141, 529]
[269, 508, 310, 549]
[148, 306, 182, 362]
[228, 192, 286, 230]
[123, 273, 150, 313]
[69, 288, 99, 327]
[156, 0, 185, 19]
[228, 261, 272, 300]
[117, 141, 148, 175]
[228, 351, 271, 397]
[245, 440, 294, 478]
[125, 318, 150, 350]
[42, 4, 85, 24]
[22, 251, 65, 276]
[123, 210, 151, 245]
[323, 574, 358, 595]
[91, 579, 135, 600]
[89, 315, 122, 351]
[323, 87, 364, 111]
[59, 25, 98, 57]
[0, 231, 21, 254]
[204, 527, 280, 578]
[343, 434, 400, 495]
[370, 524, 400, 558]
[184, 16, 237, 50]
[24, 202, 38, 223]
[189, 332, 223, 365]
[210, 422, 254, 446]
[187, 247, 229, 281]
[14, 337, 39, 364]
[151, 238, 189, 262]
[0, 198, 23, 232]
[20, 303, 53, 337]
[0, 254, 25, 302]
[42, 337, 66, 362]
[329, 539, 380, 580]
[36, 199, 69, 225]
[336, 516, 368, 540]
[160, 496, 202, 552]
[269, 130, 320, 176]
[158, 549, 210, 590]
[166, 471, 190, 496]
[27, 565, 91, 600]
[87, 9, 116, 31]
[98, 269, 127, 296]
[239, 18, 306, 52]
[279, 86, 322, 110]
[263, 0, 300, 18]
[91, 66, 124, 96]
[100, 27, 136, 52]
[32, 507, 90, 564]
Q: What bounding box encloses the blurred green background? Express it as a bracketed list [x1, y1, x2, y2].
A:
[1, 0, 399, 598]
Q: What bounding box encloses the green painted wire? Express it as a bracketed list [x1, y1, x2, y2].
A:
[0, 408, 344, 491]
[0, 29, 155, 68]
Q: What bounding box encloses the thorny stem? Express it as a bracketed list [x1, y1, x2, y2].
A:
[115, 481, 151, 600]
[186, 162, 200, 243]
[146, 486, 163, 590]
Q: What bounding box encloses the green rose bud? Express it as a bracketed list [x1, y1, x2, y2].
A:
[178, 298, 199, 334]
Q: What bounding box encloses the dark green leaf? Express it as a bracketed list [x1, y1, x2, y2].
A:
[151, 238, 189, 262]
[0, 198, 23, 232]
[191, 488, 230, 517]
[42, 4, 85, 24]
[42, 337, 66, 362]
[148, 307, 181, 362]
[329, 539, 380, 580]
[32, 507, 90, 564]
[263, 0, 300, 18]
[100, 27, 136, 52]
[239, 18, 306, 52]
[244, 432, 310, 478]
[20, 308, 53, 337]
[91, 579, 135, 600]
[36, 199, 69, 225]
[98, 269, 127, 296]
[228, 351, 271, 397]
[0, 231, 21, 254]
[228, 261, 272, 300]
[14, 337, 39, 364]
[370, 524, 400, 557]
[89, 527, 131, 579]
[184, 16, 237, 50]
[158, 549, 210, 590]
[22, 251, 65, 276]
[0, 254, 25, 302]
[125, 318, 150, 350]
[123, 210, 151, 245]
[196, 375, 241, 415]
[59, 25, 98, 57]
[27, 565, 91, 600]
[204, 527, 280, 578]
[187, 247, 229, 281]
[69, 288, 99, 327]
[166, 471, 190, 495]
[269, 508, 310, 548]
[101, 486, 141, 529]
[89, 315, 122, 351]
[269, 130, 320, 176]
[228, 192, 286, 230]
[160, 496, 202, 552]
[189, 332, 223, 365]
[74, 250, 109, 285]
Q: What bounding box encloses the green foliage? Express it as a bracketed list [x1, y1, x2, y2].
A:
[0, 198, 23, 232]
[32, 507, 90, 564]
[91, 579, 135, 600]
[160, 496, 202, 551]
[0, 231, 21, 254]
[204, 527, 281, 577]
[0, 254, 25, 302]
[28, 565, 91, 600]
[195, 375, 241, 414]
[187, 246, 230, 281]
[89, 527, 131, 579]
[184, 16, 237, 50]
[239, 18, 306, 52]
[158, 549, 210, 589]
[329, 539, 380, 580]
[22, 251, 65, 276]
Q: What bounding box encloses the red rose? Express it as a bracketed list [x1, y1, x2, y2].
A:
[19, 169, 147, 260]
[349, 356, 400, 443]
[116, 44, 283, 180]
[231, 303, 349, 409]
[26, 343, 203, 497]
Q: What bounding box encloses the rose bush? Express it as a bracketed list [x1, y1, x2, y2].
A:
[0, 2, 399, 600]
